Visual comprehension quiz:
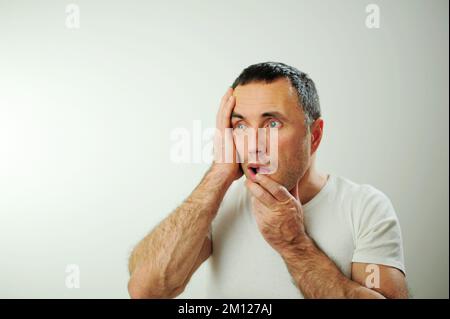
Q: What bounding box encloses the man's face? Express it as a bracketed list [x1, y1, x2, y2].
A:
[231, 78, 312, 191]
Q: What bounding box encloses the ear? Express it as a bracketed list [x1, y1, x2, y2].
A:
[310, 118, 324, 155]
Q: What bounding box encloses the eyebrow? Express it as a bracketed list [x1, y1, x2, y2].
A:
[231, 111, 287, 120]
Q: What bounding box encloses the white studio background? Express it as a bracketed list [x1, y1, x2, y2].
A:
[0, 0, 448, 298]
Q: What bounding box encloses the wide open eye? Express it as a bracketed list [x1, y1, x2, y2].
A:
[268, 119, 282, 129]
[234, 122, 248, 131]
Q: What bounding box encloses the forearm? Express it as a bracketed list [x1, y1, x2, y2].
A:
[128, 165, 233, 298]
[280, 236, 385, 299]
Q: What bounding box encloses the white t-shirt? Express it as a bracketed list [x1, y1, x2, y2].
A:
[205, 173, 406, 298]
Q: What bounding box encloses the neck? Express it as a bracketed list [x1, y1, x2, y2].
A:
[297, 160, 329, 205]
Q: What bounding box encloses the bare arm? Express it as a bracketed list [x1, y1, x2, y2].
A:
[128, 88, 241, 299]
[246, 174, 408, 299]
[128, 166, 233, 299]
[280, 238, 408, 298]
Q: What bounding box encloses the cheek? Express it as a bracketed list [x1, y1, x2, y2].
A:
[270, 133, 299, 159]
[233, 134, 247, 160]
[266, 135, 289, 174]
[270, 133, 309, 173]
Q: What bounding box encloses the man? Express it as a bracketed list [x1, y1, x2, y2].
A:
[127, 62, 408, 298]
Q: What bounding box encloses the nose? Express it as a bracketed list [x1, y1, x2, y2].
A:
[247, 128, 270, 163]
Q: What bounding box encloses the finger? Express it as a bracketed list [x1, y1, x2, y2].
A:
[220, 87, 233, 106]
[246, 179, 277, 209]
[218, 95, 235, 129]
[217, 88, 233, 124]
[254, 174, 292, 202]
[223, 125, 239, 163]
[223, 95, 235, 128]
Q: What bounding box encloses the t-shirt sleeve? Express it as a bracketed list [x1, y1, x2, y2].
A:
[351, 185, 406, 274]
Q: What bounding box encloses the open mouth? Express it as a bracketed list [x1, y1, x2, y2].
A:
[247, 163, 272, 180]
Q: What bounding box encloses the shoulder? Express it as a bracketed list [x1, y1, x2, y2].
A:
[331, 175, 399, 229]
[333, 175, 388, 199]
[333, 175, 394, 211]
[334, 177, 406, 273]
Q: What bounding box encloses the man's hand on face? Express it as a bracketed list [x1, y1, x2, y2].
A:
[211, 87, 243, 182]
[245, 174, 309, 254]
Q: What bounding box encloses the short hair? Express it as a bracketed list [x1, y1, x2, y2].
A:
[231, 62, 321, 126]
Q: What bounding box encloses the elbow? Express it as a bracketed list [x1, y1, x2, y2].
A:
[127, 272, 185, 299]
[127, 279, 149, 299]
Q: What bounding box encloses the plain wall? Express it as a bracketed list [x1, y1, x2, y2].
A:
[0, 0, 448, 298]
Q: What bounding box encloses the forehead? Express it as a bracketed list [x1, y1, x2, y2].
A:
[232, 78, 301, 117]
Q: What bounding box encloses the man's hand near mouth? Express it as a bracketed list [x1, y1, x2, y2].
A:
[246, 173, 396, 299]
[245, 173, 306, 254]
